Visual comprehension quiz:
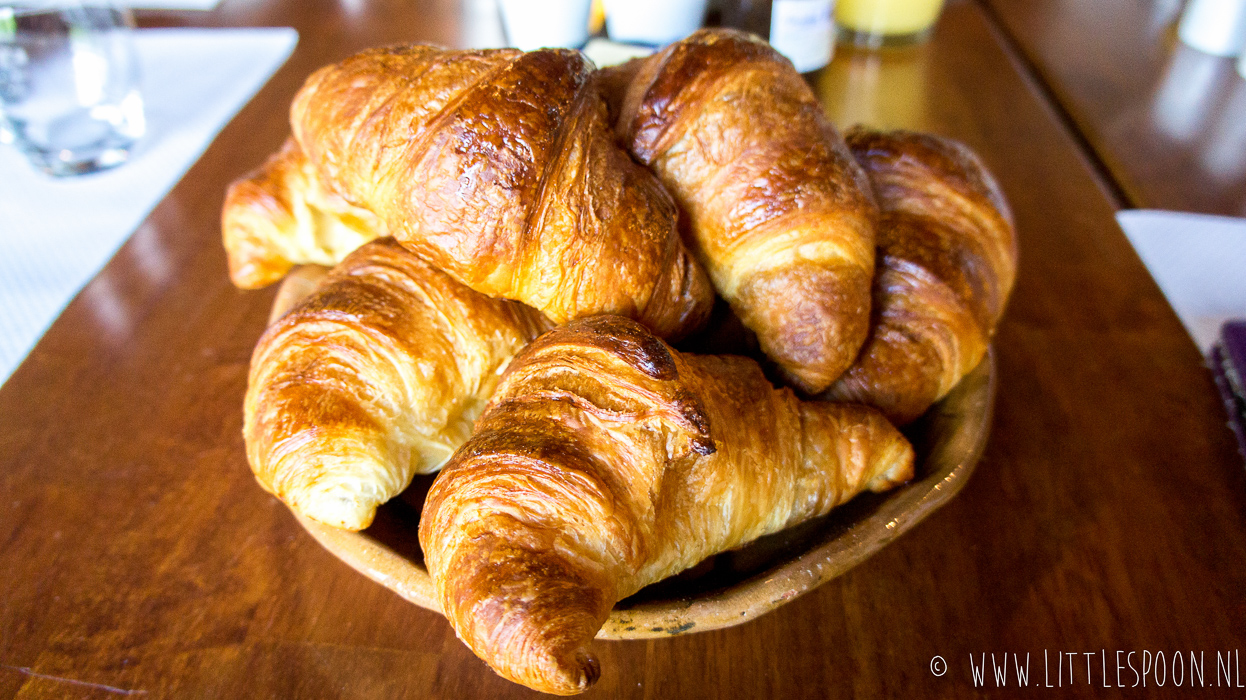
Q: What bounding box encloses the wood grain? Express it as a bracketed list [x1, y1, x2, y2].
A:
[980, 0, 1246, 216]
[1, 1, 1244, 698]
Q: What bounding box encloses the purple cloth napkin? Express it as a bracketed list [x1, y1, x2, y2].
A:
[1210, 320, 1246, 463]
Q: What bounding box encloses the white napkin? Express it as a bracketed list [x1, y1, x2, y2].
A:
[0, 27, 297, 383]
[1116, 209, 1246, 352]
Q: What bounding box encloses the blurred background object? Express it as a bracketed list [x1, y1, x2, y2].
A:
[459, 0, 507, 49]
[1176, 0, 1246, 57]
[602, 0, 708, 47]
[982, 0, 1246, 216]
[0, 1, 145, 176]
[1151, 41, 1231, 143]
[589, 0, 604, 34]
[581, 36, 653, 67]
[1200, 81, 1246, 181]
[817, 38, 930, 129]
[719, 0, 834, 72]
[497, 0, 590, 50]
[835, 0, 946, 48]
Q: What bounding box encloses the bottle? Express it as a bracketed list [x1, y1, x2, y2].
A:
[720, 0, 835, 73]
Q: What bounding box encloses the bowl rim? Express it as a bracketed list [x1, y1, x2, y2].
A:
[292, 349, 996, 639]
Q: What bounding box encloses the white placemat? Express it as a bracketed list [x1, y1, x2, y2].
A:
[1117, 209, 1246, 352]
[0, 27, 297, 384]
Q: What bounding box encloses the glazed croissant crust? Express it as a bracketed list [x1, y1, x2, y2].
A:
[222, 137, 385, 289]
[244, 238, 550, 530]
[823, 128, 1017, 424]
[282, 45, 713, 341]
[606, 29, 878, 390]
[419, 315, 914, 695]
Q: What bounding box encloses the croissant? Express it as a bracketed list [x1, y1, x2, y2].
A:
[419, 315, 914, 695]
[222, 137, 385, 289]
[822, 128, 1017, 425]
[283, 45, 713, 341]
[244, 238, 550, 531]
[266, 263, 329, 325]
[606, 28, 878, 390]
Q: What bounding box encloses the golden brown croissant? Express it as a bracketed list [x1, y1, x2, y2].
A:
[222, 137, 386, 289]
[244, 238, 550, 531]
[822, 128, 1017, 425]
[419, 315, 914, 695]
[285, 45, 713, 341]
[606, 28, 878, 390]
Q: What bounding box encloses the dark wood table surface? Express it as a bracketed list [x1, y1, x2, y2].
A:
[982, 0, 1246, 216]
[3, 0, 1245, 697]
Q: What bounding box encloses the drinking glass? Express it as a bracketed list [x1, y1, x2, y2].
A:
[0, 1, 145, 176]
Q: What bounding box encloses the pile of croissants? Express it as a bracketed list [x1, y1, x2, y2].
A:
[222, 28, 1016, 696]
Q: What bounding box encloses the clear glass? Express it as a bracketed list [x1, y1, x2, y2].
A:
[835, 0, 946, 48]
[0, 1, 145, 176]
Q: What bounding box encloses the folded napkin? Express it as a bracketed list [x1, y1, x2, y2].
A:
[1116, 209, 1246, 352]
[0, 27, 297, 384]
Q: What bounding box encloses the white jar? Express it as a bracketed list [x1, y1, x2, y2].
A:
[602, 0, 708, 46]
[497, 0, 592, 51]
[1177, 0, 1246, 57]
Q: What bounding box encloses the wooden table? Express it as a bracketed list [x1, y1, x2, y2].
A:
[2, 0, 1245, 697]
[982, 0, 1246, 216]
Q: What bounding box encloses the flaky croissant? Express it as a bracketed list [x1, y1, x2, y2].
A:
[419, 315, 914, 695]
[244, 238, 550, 531]
[284, 45, 713, 341]
[606, 28, 878, 390]
[823, 128, 1017, 425]
[222, 138, 385, 289]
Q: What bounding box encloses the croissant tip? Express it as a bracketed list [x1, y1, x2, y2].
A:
[543, 648, 600, 696]
[864, 438, 916, 493]
[575, 649, 601, 688]
[296, 486, 379, 531]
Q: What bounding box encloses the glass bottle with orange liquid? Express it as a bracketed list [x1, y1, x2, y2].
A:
[835, 0, 945, 47]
